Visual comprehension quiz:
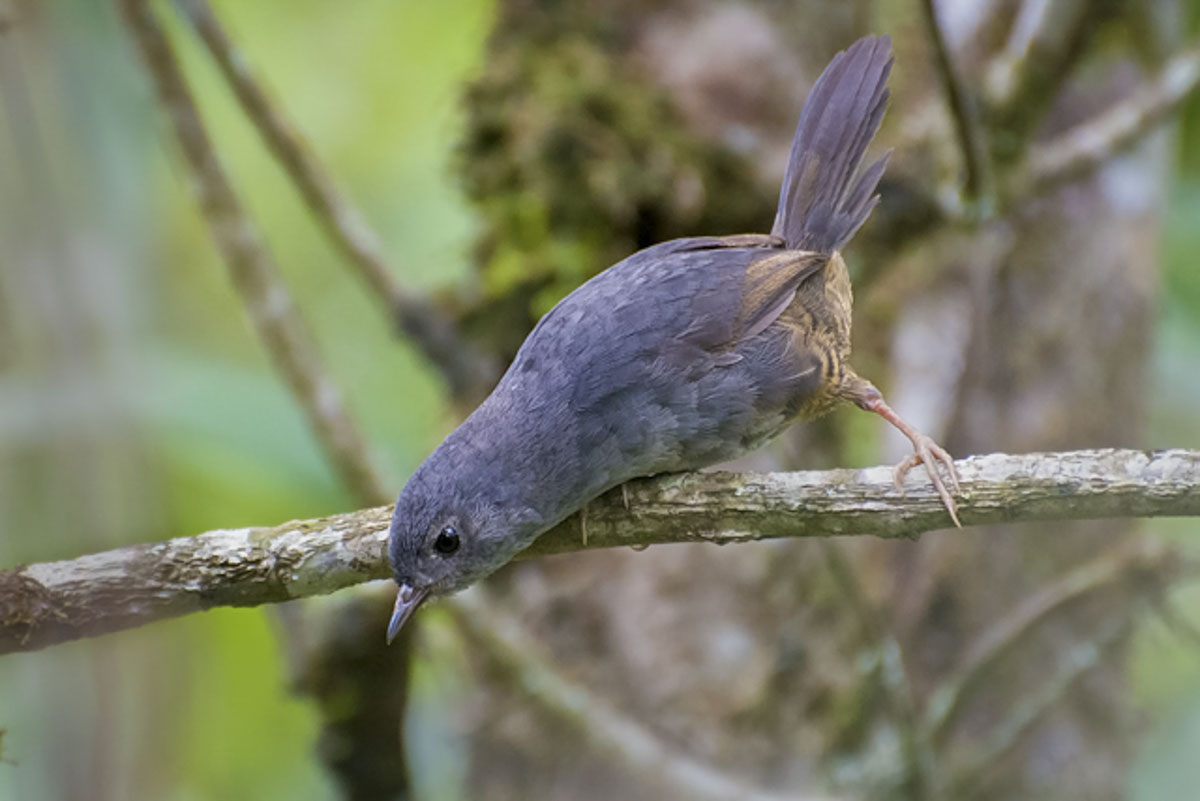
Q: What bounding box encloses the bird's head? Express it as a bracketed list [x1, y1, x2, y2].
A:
[385, 465, 545, 642]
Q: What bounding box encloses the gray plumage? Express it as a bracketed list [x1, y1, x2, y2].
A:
[387, 36, 896, 636]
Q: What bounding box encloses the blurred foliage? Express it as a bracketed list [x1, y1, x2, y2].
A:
[1132, 173, 1200, 800]
[1179, 0, 1200, 176]
[1, 1, 1200, 800]
[0, 0, 490, 799]
[404, 607, 473, 801]
[1160, 182, 1200, 326]
[1133, 0, 1200, 772]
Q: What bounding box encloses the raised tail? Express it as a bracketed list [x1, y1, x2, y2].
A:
[772, 35, 892, 254]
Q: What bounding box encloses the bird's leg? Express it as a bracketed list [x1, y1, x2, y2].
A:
[841, 374, 961, 527]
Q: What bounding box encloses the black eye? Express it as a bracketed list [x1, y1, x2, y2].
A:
[433, 525, 460, 555]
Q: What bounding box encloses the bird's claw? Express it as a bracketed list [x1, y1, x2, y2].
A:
[893, 434, 961, 527]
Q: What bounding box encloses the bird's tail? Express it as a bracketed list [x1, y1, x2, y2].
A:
[771, 35, 892, 254]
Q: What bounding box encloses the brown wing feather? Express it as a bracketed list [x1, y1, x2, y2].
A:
[735, 250, 829, 340]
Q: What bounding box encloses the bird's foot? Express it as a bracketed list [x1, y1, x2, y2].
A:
[893, 432, 961, 527]
[844, 375, 962, 527]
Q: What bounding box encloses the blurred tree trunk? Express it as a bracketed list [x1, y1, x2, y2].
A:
[436, 1, 1178, 800]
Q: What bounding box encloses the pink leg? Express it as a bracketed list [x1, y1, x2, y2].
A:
[848, 380, 962, 527]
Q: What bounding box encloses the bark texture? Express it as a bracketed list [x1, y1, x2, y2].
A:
[3, 448, 1196, 657]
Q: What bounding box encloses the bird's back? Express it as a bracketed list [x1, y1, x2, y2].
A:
[483, 238, 828, 504]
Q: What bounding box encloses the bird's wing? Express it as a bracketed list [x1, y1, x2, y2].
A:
[498, 236, 830, 482]
[512, 234, 827, 391]
[658, 236, 828, 354]
[731, 249, 829, 342]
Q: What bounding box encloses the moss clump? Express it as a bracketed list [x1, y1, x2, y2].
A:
[452, 23, 772, 358]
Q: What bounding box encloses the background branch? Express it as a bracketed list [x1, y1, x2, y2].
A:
[174, 0, 497, 403]
[984, 0, 1098, 152]
[449, 588, 841, 801]
[919, 0, 993, 208]
[820, 541, 934, 797]
[118, 0, 388, 505]
[119, 6, 408, 795]
[1011, 42, 1200, 201]
[923, 539, 1177, 745]
[3, 448, 1198, 655]
[941, 615, 1134, 798]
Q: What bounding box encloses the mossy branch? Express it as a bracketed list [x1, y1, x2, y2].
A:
[2, 448, 1198, 656]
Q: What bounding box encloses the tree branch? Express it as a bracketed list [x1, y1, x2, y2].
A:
[942, 614, 1134, 798]
[1006, 42, 1200, 203]
[448, 588, 842, 801]
[984, 0, 1098, 149]
[919, 0, 993, 209]
[118, 0, 388, 504]
[2, 448, 1198, 655]
[923, 539, 1177, 746]
[173, 0, 498, 403]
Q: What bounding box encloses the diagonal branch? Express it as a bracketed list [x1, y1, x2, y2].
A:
[922, 539, 1178, 746]
[118, 0, 388, 504]
[172, 0, 401, 308]
[2, 448, 1198, 655]
[919, 0, 993, 209]
[172, 0, 497, 403]
[448, 588, 842, 801]
[859, 35, 1200, 259]
[1007, 42, 1200, 202]
[984, 0, 1098, 150]
[939, 614, 1134, 798]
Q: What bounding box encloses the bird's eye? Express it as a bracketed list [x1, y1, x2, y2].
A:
[433, 525, 460, 555]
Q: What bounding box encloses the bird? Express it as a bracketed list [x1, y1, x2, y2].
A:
[386, 34, 959, 642]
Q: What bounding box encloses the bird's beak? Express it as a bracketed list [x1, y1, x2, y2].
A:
[386, 581, 429, 644]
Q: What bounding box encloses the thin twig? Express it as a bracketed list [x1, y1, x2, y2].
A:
[1010, 42, 1200, 201]
[939, 615, 1133, 798]
[173, 0, 402, 308]
[3, 448, 1199, 655]
[117, 0, 388, 505]
[984, 0, 1097, 147]
[446, 588, 843, 801]
[922, 539, 1178, 746]
[173, 0, 497, 403]
[919, 0, 993, 210]
[856, 36, 1199, 260]
[858, 33, 1200, 243]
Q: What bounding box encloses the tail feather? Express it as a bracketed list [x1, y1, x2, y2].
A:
[771, 35, 893, 253]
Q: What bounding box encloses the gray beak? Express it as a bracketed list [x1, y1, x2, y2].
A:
[386, 582, 429, 644]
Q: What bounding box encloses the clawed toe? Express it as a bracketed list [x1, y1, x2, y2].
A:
[845, 380, 962, 527]
[894, 435, 962, 528]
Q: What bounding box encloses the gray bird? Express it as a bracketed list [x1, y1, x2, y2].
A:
[386, 35, 959, 642]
